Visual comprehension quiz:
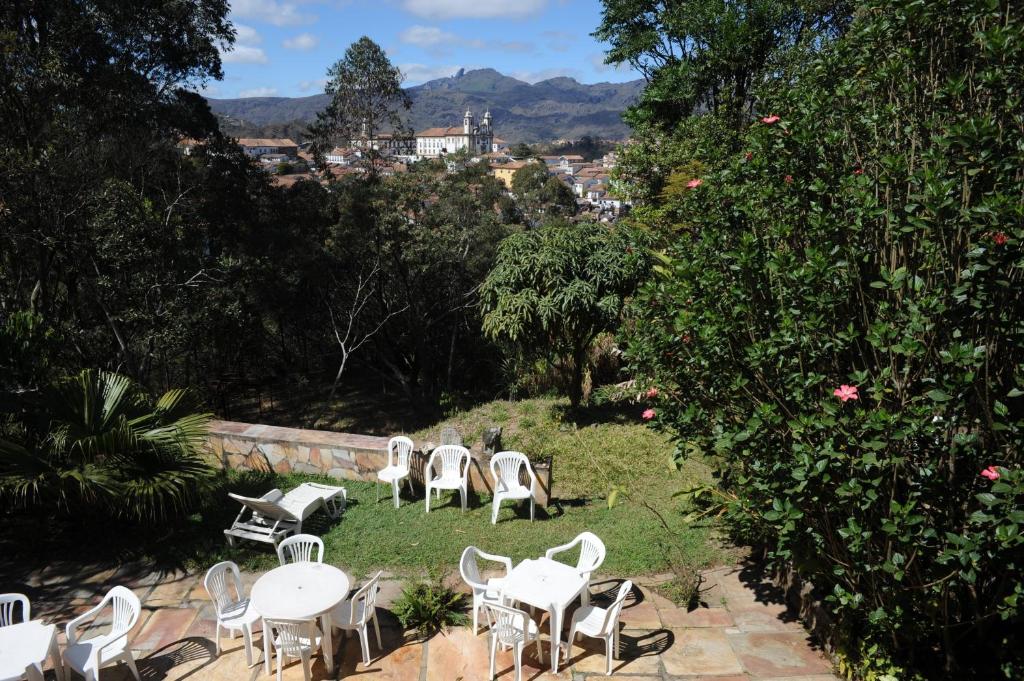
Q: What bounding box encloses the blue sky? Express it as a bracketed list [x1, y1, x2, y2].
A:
[204, 0, 638, 99]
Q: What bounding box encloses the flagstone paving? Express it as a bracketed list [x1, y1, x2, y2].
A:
[5, 563, 839, 681]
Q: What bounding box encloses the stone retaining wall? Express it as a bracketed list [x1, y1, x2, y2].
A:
[206, 420, 553, 506]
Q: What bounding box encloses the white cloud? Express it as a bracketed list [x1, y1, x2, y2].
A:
[283, 33, 319, 50]
[239, 87, 279, 97]
[398, 63, 464, 85]
[199, 84, 222, 97]
[231, 0, 315, 26]
[297, 78, 329, 92]
[235, 23, 263, 45]
[589, 53, 632, 76]
[399, 25, 534, 55]
[221, 45, 269, 63]
[402, 0, 546, 19]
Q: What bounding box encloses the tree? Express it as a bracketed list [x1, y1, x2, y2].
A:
[309, 37, 411, 172]
[0, 370, 212, 521]
[511, 163, 577, 226]
[480, 221, 649, 408]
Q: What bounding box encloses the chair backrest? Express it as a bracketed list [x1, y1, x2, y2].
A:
[347, 571, 382, 625]
[440, 426, 463, 446]
[0, 593, 30, 627]
[104, 586, 142, 640]
[599, 580, 633, 635]
[228, 493, 299, 521]
[459, 547, 485, 590]
[430, 445, 469, 480]
[265, 618, 316, 656]
[575, 531, 606, 576]
[204, 561, 244, 618]
[483, 602, 532, 646]
[490, 451, 535, 491]
[388, 436, 414, 470]
[277, 534, 324, 565]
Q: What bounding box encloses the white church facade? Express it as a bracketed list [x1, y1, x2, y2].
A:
[415, 110, 494, 158]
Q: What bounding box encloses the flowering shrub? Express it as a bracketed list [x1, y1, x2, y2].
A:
[625, 0, 1024, 677]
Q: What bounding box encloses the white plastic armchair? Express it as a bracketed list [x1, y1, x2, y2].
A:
[544, 531, 606, 605]
[377, 436, 415, 507]
[424, 445, 471, 513]
[204, 561, 261, 666]
[276, 533, 324, 565]
[329, 571, 383, 666]
[489, 451, 538, 524]
[564, 580, 632, 675]
[264, 618, 322, 681]
[63, 586, 141, 681]
[0, 593, 30, 627]
[483, 602, 544, 681]
[459, 547, 513, 634]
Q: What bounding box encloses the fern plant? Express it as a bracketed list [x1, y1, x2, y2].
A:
[392, 571, 468, 638]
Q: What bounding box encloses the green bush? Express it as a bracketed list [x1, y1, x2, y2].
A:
[625, 0, 1024, 677]
[391, 571, 468, 638]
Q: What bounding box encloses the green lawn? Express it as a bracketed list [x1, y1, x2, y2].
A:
[195, 398, 735, 581]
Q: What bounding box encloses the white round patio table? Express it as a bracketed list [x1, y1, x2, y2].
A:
[251, 562, 351, 676]
[0, 621, 64, 681]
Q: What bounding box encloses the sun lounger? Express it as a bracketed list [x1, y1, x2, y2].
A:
[224, 482, 347, 546]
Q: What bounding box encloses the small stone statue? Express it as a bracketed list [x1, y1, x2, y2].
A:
[483, 427, 502, 455]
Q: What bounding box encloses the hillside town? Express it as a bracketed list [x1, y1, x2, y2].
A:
[180, 108, 629, 220]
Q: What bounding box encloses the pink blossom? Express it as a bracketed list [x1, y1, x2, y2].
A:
[642, 408, 656, 421]
[980, 466, 1001, 481]
[833, 385, 859, 402]
[646, 387, 659, 399]
[853, 168, 864, 176]
[992, 232, 1008, 246]
[686, 178, 703, 189]
[784, 175, 793, 184]
[745, 152, 753, 161]
[761, 115, 780, 124]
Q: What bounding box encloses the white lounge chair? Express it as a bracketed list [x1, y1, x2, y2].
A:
[225, 482, 346, 547]
[489, 451, 538, 524]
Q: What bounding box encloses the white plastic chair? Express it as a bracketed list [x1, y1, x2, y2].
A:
[276, 533, 324, 565]
[483, 602, 543, 681]
[544, 531, 606, 605]
[329, 571, 383, 666]
[377, 436, 415, 507]
[63, 586, 141, 681]
[204, 561, 261, 666]
[489, 451, 538, 524]
[424, 445, 470, 513]
[264, 618, 322, 681]
[459, 547, 513, 634]
[564, 580, 632, 675]
[0, 593, 30, 627]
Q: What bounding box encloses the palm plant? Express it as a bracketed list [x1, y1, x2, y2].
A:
[0, 369, 213, 521]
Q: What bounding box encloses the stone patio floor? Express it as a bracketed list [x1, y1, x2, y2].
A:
[12, 563, 839, 681]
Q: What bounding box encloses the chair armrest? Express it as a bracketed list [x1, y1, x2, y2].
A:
[424, 455, 437, 484]
[544, 536, 581, 560]
[66, 601, 105, 644]
[476, 550, 513, 575]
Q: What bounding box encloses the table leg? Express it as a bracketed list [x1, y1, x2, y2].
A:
[550, 604, 562, 673]
[49, 631, 65, 681]
[321, 612, 334, 674]
[264, 619, 272, 676]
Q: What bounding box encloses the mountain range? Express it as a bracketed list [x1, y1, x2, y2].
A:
[207, 68, 643, 143]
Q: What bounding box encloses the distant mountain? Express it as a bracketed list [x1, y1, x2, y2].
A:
[207, 68, 643, 143]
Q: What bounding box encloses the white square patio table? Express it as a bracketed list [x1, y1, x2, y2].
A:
[0, 620, 64, 681]
[499, 557, 587, 673]
[250, 562, 351, 676]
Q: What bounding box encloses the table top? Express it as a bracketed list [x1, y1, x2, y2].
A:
[0, 620, 55, 677]
[500, 557, 587, 610]
[251, 562, 351, 621]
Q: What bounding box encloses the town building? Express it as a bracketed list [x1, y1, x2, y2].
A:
[416, 110, 494, 158]
[237, 138, 298, 159]
[490, 160, 527, 189]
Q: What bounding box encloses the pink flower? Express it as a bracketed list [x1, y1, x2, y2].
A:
[992, 232, 1008, 245]
[784, 175, 793, 184]
[681, 333, 691, 343]
[646, 387, 659, 399]
[833, 385, 859, 402]
[761, 115, 780, 124]
[642, 408, 656, 421]
[853, 168, 863, 176]
[980, 466, 1001, 481]
[686, 178, 703, 189]
[744, 152, 753, 161]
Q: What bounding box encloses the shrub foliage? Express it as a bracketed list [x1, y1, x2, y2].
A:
[625, 1, 1023, 677]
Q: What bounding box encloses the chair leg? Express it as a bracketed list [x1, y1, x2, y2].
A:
[614, 625, 620, 657]
[123, 652, 142, 681]
[472, 595, 480, 633]
[393, 479, 400, 508]
[301, 652, 312, 681]
[488, 634, 498, 680]
[581, 583, 590, 606]
[373, 612, 383, 649]
[425, 485, 431, 512]
[359, 626, 371, 665]
[276, 649, 284, 681]
[513, 642, 523, 681]
[215, 623, 222, 655]
[461, 486, 467, 512]
[243, 624, 254, 666]
[491, 498, 500, 524]
[530, 497, 535, 521]
[407, 476, 414, 495]
[605, 636, 613, 675]
[535, 634, 544, 664]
